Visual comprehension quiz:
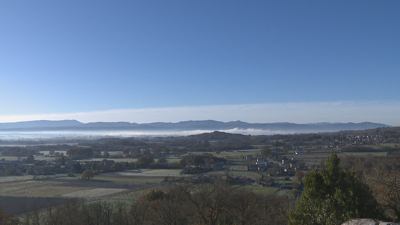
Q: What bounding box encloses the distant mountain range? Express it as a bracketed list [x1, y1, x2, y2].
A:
[0, 120, 391, 133]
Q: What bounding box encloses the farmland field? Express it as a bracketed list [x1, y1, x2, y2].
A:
[1, 155, 60, 162]
[0, 129, 397, 220]
[86, 175, 165, 183]
[187, 149, 261, 159]
[166, 157, 182, 163]
[341, 151, 388, 156]
[4, 185, 94, 197]
[230, 165, 248, 170]
[241, 185, 279, 195]
[0, 175, 36, 183]
[62, 188, 126, 198]
[276, 189, 295, 198]
[0, 174, 67, 183]
[0, 181, 62, 195]
[108, 169, 185, 177]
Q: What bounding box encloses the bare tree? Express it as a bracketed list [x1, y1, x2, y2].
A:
[366, 166, 400, 222]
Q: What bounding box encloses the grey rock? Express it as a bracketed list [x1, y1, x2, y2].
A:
[379, 222, 400, 225]
[342, 219, 377, 225]
[342, 219, 400, 225]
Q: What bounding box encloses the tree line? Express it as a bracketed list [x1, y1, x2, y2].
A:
[3, 181, 291, 225]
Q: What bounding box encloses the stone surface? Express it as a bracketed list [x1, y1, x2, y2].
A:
[342, 219, 377, 225]
[342, 219, 400, 225]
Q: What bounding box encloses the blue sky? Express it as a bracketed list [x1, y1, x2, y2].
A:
[1, 1, 400, 125]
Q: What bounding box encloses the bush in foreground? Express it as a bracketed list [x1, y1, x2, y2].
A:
[288, 152, 383, 225]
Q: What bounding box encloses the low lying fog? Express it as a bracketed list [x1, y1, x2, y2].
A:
[0, 129, 295, 141]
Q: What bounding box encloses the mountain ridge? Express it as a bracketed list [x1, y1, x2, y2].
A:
[0, 120, 390, 133]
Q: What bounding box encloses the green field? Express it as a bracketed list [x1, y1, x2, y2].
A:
[241, 185, 279, 195]
[276, 189, 295, 198]
[166, 158, 182, 163]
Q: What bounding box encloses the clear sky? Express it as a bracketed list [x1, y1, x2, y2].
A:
[1, 1, 400, 125]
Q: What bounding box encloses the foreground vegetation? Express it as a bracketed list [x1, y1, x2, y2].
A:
[0, 182, 290, 225]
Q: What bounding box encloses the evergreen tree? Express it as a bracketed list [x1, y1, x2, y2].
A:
[288, 152, 382, 225]
[73, 162, 82, 173]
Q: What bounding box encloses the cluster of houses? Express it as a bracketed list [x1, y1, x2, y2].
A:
[248, 155, 302, 175]
[248, 154, 325, 177]
[322, 134, 384, 149]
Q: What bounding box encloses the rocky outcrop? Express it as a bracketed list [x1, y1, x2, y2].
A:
[342, 219, 400, 225]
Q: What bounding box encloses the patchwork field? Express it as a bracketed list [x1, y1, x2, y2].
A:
[0, 142, 393, 218]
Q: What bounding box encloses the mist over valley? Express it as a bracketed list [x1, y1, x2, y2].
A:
[0, 120, 390, 142]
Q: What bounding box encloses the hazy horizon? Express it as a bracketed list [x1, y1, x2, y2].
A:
[0, 101, 398, 126]
[0, 119, 390, 141]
